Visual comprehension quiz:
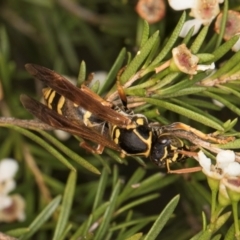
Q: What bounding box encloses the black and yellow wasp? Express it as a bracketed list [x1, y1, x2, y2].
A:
[20, 64, 233, 173]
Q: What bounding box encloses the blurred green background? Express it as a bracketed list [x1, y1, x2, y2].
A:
[1, 1, 239, 240]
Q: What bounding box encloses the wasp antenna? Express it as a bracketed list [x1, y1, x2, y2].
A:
[116, 67, 128, 107]
[117, 80, 128, 107]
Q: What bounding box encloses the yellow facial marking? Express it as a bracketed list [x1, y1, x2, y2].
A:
[163, 147, 168, 159]
[170, 145, 177, 150]
[136, 118, 144, 125]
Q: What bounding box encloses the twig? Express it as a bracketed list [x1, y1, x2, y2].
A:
[0, 117, 54, 131]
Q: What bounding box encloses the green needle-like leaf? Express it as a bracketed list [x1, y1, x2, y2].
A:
[121, 31, 159, 83]
[144, 98, 224, 131]
[53, 171, 77, 240]
[0, 125, 76, 171]
[138, 20, 149, 48]
[204, 91, 240, 117]
[92, 167, 108, 211]
[99, 48, 126, 95]
[94, 180, 122, 240]
[77, 61, 86, 86]
[198, 212, 231, 240]
[6, 228, 31, 238]
[70, 202, 110, 240]
[38, 130, 100, 174]
[190, 25, 209, 54]
[116, 193, 160, 216]
[203, 51, 240, 82]
[144, 195, 180, 240]
[215, 0, 229, 48]
[211, 35, 239, 63]
[151, 11, 186, 65]
[216, 139, 240, 149]
[125, 233, 143, 240]
[19, 195, 62, 240]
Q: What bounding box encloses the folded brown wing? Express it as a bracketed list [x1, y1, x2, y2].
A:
[20, 94, 121, 152]
[25, 64, 130, 127]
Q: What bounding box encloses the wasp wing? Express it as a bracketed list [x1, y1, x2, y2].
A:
[20, 94, 121, 152]
[25, 64, 130, 127]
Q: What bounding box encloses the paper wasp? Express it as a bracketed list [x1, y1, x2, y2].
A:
[20, 64, 233, 173]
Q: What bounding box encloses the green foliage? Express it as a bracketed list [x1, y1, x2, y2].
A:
[1, 0, 240, 239]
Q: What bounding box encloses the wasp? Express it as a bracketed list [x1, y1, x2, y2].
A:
[21, 64, 233, 173]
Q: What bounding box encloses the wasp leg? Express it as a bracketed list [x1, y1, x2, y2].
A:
[167, 166, 202, 174]
[166, 150, 202, 174]
[80, 141, 105, 154]
[177, 149, 198, 157]
[167, 122, 234, 144]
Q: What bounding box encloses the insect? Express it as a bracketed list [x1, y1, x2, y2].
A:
[21, 64, 233, 173]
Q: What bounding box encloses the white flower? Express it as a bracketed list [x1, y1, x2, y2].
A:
[171, 44, 199, 75]
[197, 150, 240, 179]
[198, 150, 211, 173]
[198, 150, 240, 202]
[0, 159, 18, 195]
[0, 195, 12, 210]
[168, 0, 196, 10]
[224, 162, 240, 177]
[169, 0, 224, 37]
[216, 150, 235, 170]
[197, 151, 222, 180]
[180, 19, 203, 37]
[0, 194, 25, 223]
[215, 10, 240, 52]
[197, 63, 215, 71]
[170, 44, 215, 76]
[0, 159, 25, 223]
